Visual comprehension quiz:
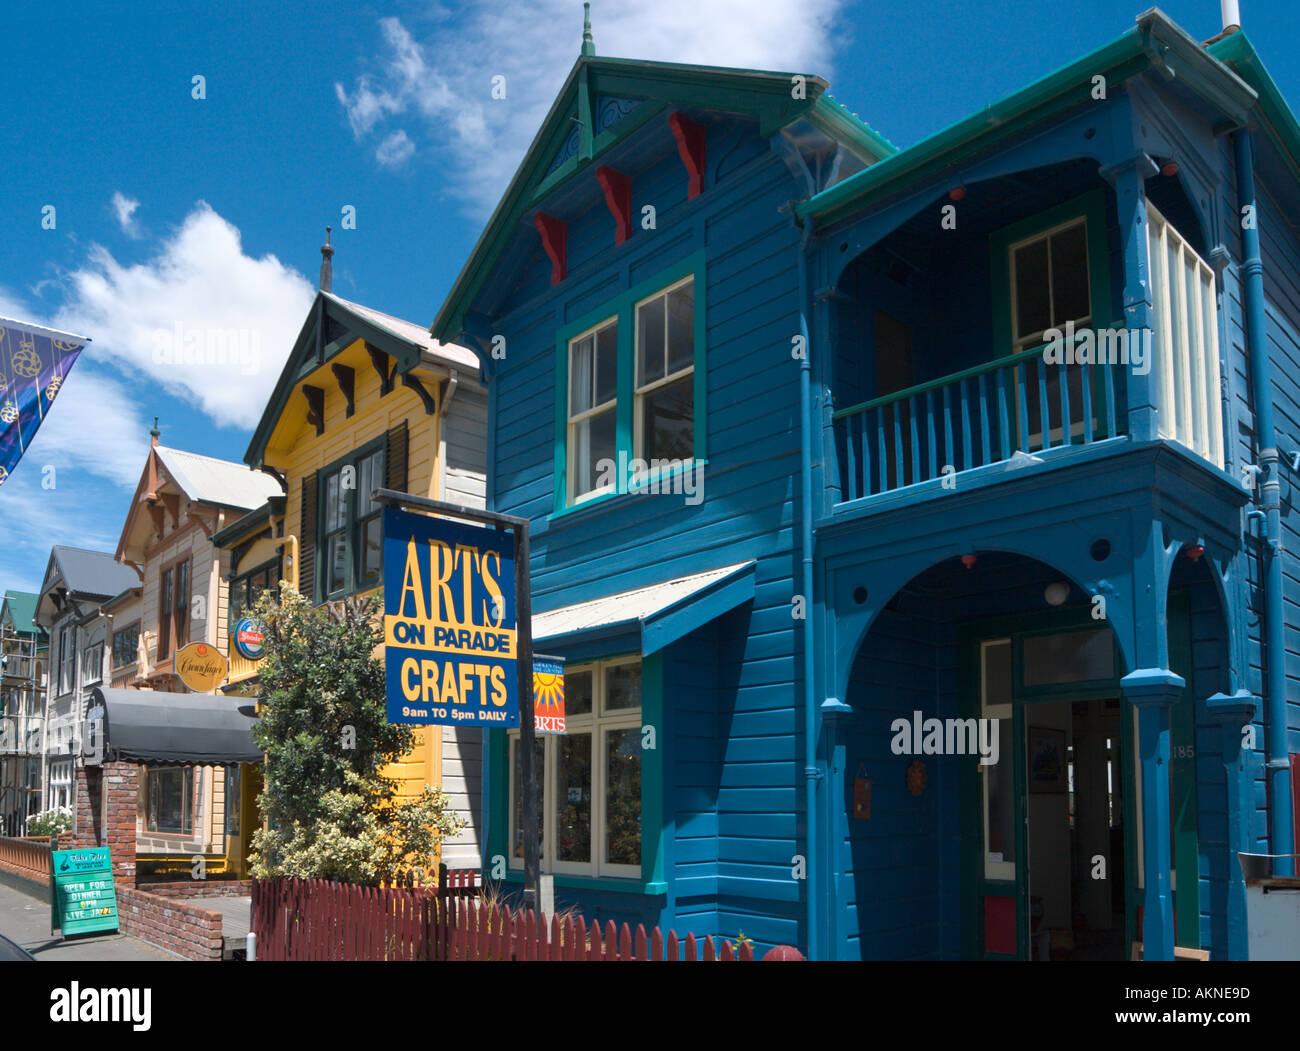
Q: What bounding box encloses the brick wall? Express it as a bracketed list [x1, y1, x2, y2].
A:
[138, 878, 252, 899]
[116, 885, 223, 961]
[72, 760, 138, 884]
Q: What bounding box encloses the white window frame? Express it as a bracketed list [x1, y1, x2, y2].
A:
[633, 275, 696, 474]
[508, 658, 642, 880]
[1008, 216, 1092, 352]
[57, 624, 75, 697]
[566, 317, 619, 505]
[81, 642, 103, 686]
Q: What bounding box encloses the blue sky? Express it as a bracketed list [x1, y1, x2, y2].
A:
[0, 0, 1296, 594]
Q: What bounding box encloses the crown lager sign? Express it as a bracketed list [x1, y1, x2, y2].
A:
[383, 506, 519, 727]
[174, 642, 228, 692]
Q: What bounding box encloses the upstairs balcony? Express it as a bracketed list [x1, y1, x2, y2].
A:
[826, 164, 1225, 515]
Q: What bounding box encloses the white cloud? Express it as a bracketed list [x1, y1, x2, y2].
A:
[52, 202, 316, 430]
[376, 128, 415, 167]
[334, 1, 846, 216]
[111, 192, 142, 238]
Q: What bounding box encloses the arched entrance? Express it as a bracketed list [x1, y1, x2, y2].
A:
[831, 550, 1136, 960]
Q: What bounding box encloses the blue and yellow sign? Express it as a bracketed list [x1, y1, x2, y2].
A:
[534, 656, 566, 735]
[383, 507, 519, 727]
[51, 846, 118, 936]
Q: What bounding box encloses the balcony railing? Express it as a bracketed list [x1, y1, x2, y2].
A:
[833, 345, 1123, 504]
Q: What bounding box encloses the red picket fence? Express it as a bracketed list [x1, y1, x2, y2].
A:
[252, 875, 766, 962]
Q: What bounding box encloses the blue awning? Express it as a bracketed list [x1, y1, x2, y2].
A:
[531, 561, 756, 657]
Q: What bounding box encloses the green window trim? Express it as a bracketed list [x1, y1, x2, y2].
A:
[314, 434, 386, 603]
[552, 251, 707, 516]
[989, 188, 1115, 358]
[488, 650, 665, 894]
[228, 557, 282, 628]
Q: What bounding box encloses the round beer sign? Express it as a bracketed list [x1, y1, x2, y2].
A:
[173, 642, 229, 692]
[233, 617, 266, 661]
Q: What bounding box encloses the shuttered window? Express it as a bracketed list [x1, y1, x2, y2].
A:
[299, 472, 318, 601]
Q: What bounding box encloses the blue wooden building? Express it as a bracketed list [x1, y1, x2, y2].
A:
[430, 9, 1300, 960]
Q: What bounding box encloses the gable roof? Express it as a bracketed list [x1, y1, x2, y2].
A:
[797, 9, 1264, 230]
[0, 590, 41, 636]
[244, 290, 476, 469]
[431, 51, 896, 345]
[45, 546, 138, 602]
[154, 446, 283, 510]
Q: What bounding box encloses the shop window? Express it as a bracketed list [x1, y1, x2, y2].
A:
[509, 659, 642, 879]
[229, 560, 282, 626]
[146, 766, 194, 835]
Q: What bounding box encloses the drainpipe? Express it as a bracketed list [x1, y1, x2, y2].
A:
[1235, 128, 1295, 875]
[795, 212, 821, 959]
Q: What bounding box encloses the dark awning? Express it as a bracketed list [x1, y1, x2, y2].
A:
[88, 687, 262, 765]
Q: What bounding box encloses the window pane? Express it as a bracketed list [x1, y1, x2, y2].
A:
[359, 450, 383, 514]
[1023, 630, 1114, 686]
[176, 561, 189, 610]
[361, 517, 382, 580]
[666, 281, 694, 374]
[1050, 223, 1090, 325]
[328, 533, 347, 593]
[162, 569, 173, 609]
[984, 718, 1017, 869]
[556, 733, 592, 863]
[566, 670, 593, 716]
[595, 323, 618, 406]
[571, 407, 616, 497]
[605, 728, 641, 867]
[1013, 239, 1051, 342]
[639, 373, 693, 461]
[325, 474, 342, 531]
[570, 336, 594, 414]
[511, 737, 545, 863]
[605, 664, 640, 711]
[638, 296, 665, 385]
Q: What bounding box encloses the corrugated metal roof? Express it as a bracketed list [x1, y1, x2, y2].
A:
[0, 591, 40, 634]
[533, 562, 754, 641]
[155, 446, 283, 510]
[50, 547, 139, 600]
[324, 292, 479, 373]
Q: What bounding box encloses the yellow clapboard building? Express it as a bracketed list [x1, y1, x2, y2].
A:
[215, 244, 487, 871]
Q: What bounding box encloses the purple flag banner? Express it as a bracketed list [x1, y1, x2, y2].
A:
[0, 317, 89, 488]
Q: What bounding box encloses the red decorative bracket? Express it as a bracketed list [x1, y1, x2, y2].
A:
[596, 165, 632, 245]
[534, 212, 567, 285]
[669, 111, 706, 199]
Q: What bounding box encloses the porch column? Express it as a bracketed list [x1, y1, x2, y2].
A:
[820, 697, 853, 960]
[1121, 667, 1183, 961]
[1206, 690, 1257, 960]
[1100, 152, 1159, 442]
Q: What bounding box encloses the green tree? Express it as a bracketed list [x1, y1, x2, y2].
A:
[248, 584, 464, 885]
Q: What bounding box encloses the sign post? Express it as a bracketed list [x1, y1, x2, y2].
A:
[372, 488, 540, 906]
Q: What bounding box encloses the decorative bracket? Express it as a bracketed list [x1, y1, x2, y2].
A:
[401, 373, 437, 416]
[302, 384, 325, 436]
[331, 363, 356, 418]
[669, 111, 707, 199]
[535, 212, 567, 285]
[596, 165, 632, 245]
[365, 343, 395, 396]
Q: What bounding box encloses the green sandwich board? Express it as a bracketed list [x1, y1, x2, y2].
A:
[50, 846, 119, 936]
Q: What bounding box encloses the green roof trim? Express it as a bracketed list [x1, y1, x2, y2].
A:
[211, 501, 274, 548]
[431, 55, 896, 345]
[797, 10, 1259, 230]
[1209, 30, 1300, 185]
[244, 292, 430, 469]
